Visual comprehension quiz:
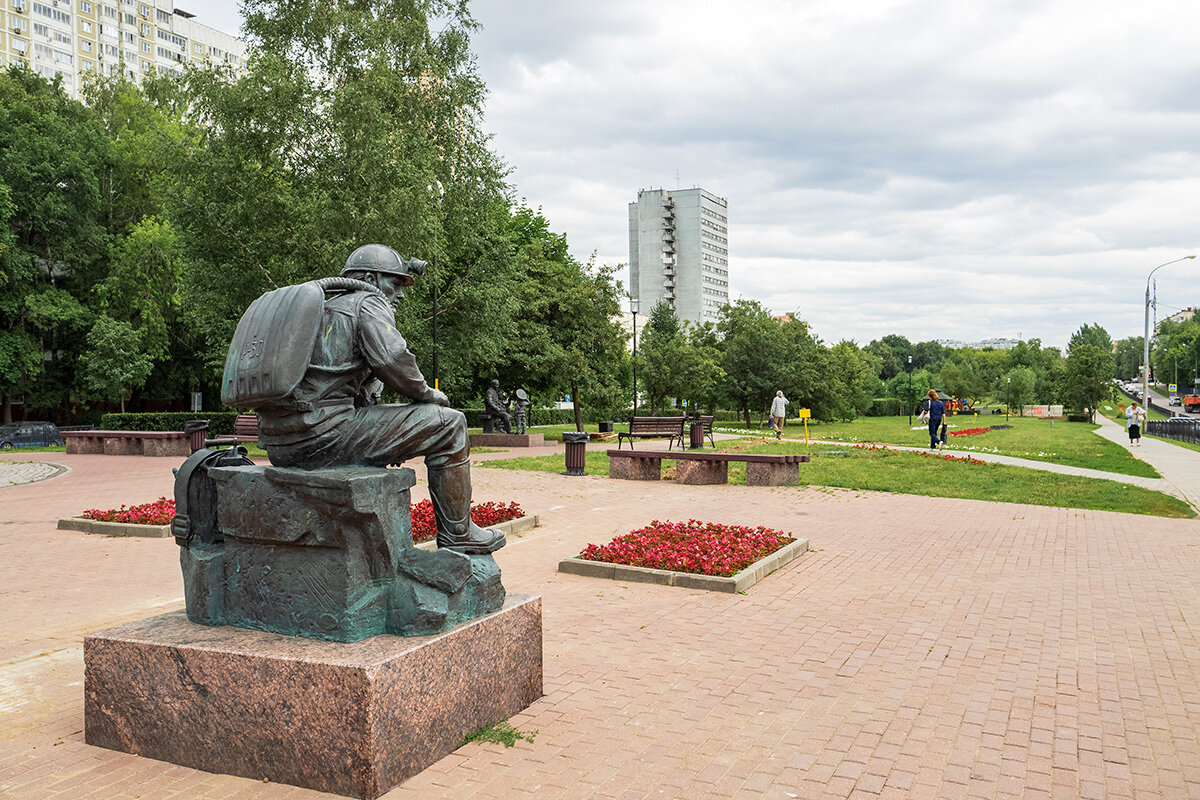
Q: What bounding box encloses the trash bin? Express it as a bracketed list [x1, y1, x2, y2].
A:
[598, 421, 614, 433]
[185, 419, 210, 453]
[562, 431, 590, 476]
[689, 421, 704, 449]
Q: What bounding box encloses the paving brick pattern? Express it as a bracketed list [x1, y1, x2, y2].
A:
[2, 449, 1200, 799]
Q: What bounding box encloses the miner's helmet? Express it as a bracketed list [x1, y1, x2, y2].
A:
[341, 244, 427, 286]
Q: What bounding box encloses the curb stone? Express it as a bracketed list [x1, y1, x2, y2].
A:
[557, 536, 810, 593]
[57, 517, 172, 538]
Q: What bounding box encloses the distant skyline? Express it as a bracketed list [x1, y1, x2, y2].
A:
[201, 1, 1200, 349]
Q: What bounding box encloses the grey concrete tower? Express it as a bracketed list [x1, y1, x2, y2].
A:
[628, 188, 729, 325]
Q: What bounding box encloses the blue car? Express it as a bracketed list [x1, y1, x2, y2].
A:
[0, 421, 63, 449]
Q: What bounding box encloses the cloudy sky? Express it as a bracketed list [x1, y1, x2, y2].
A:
[198, 0, 1200, 349]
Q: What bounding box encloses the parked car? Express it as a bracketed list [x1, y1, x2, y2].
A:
[1170, 395, 1182, 406]
[0, 421, 63, 449]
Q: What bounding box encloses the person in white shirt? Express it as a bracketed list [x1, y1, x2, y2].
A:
[770, 391, 788, 440]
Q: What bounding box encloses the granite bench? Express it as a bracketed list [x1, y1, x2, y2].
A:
[607, 449, 809, 486]
[62, 430, 190, 457]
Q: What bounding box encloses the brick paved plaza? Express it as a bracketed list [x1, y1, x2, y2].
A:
[3, 448, 1200, 799]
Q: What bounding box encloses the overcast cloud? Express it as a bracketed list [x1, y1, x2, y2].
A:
[201, 0, 1200, 348]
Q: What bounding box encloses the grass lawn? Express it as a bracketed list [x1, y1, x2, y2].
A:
[729, 413, 1161, 479]
[478, 438, 1193, 519]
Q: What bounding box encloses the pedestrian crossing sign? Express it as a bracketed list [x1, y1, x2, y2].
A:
[1169, 383, 1177, 393]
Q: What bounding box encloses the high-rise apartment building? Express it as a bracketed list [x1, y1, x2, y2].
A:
[0, 0, 245, 100]
[628, 187, 729, 325]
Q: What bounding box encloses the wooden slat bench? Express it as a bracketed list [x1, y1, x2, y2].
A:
[617, 416, 686, 450]
[234, 414, 260, 444]
[607, 449, 810, 486]
[61, 430, 190, 457]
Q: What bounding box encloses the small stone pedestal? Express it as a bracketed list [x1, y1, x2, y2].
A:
[85, 595, 543, 799]
[609, 454, 662, 480]
[469, 432, 545, 447]
[746, 460, 800, 486]
[674, 458, 728, 485]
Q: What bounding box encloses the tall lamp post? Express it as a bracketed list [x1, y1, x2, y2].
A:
[1006, 377, 1011, 422]
[1143, 255, 1196, 411]
[629, 297, 640, 417]
[906, 355, 913, 424]
[430, 181, 445, 390]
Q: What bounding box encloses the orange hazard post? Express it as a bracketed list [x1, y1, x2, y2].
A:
[799, 408, 811, 444]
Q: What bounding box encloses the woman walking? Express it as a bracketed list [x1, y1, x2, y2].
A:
[923, 390, 945, 450]
[770, 391, 788, 440]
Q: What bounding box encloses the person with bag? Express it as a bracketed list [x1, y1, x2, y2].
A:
[1129, 401, 1146, 446]
[922, 390, 945, 450]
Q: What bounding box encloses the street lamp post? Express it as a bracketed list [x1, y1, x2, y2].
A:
[629, 297, 640, 417]
[1143, 255, 1196, 413]
[1006, 377, 1011, 422]
[906, 355, 913, 425]
[430, 181, 445, 390]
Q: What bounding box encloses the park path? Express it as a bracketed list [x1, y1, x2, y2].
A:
[1090, 411, 1200, 511]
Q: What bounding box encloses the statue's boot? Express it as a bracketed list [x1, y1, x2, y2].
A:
[428, 460, 507, 554]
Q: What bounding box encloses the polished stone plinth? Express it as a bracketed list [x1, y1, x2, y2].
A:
[85, 595, 543, 799]
[469, 433, 545, 447]
[674, 459, 728, 485]
[608, 454, 662, 481]
[746, 460, 799, 486]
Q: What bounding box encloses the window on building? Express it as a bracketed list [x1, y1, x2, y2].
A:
[139, 22, 149, 36]
[81, 57, 94, 70]
[32, 22, 48, 37]
[139, 40, 148, 52]
[81, 39, 92, 51]
[11, 17, 29, 32]
[139, 3, 149, 17]
[156, 9, 168, 23]
[80, 0, 93, 12]
[12, 0, 28, 12]
[192, 41, 202, 53]
[11, 36, 28, 53]
[80, 19, 92, 32]
[102, 5, 116, 18]
[52, 30, 71, 44]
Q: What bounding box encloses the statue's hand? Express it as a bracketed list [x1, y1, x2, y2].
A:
[425, 389, 450, 407]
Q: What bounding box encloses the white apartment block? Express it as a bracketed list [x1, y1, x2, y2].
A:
[628, 187, 729, 326]
[0, 0, 245, 99]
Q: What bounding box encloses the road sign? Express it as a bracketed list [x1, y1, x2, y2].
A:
[1169, 383, 1178, 393]
[798, 408, 811, 418]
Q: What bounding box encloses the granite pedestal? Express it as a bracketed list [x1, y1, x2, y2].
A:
[674, 459, 728, 485]
[469, 432, 545, 448]
[85, 595, 543, 799]
[746, 460, 800, 486]
[608, 454, 662, 481]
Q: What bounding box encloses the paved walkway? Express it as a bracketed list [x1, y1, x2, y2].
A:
[1090, 412, 1200, 511]
[4, 447, 1200, 799]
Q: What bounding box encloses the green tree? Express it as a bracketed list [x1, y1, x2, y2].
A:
[1061, 344, 1115, 422]
[79, 316, 153, 412]
[0, 66, 108, 420]
[1068, 323, 1113, 354]
[717, 300, 788, 426]
[637, 301, 697, 414]
[825, 340, 881, 421]
[1002, 366, 1037, 415]
[1113, 337, 1143, 382]
[178, 0, 508, 375]
[938, 354, 984, 406]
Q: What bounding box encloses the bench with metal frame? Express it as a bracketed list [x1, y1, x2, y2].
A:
[617, 416, 686, 450]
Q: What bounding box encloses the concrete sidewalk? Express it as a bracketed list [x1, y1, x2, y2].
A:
[4, 451, 1200, 799]
[1091, 411, 1200, 511]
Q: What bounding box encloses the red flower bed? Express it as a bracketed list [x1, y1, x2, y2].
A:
[949, 427, 990, 437]
[918, 451, 989, 466]
[410, 499, 524, 543]
[82, 497, 175, 525]
[579, 519, 794, 578]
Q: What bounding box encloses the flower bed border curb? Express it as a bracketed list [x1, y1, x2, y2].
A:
[57, 517, 171, 538]
[414, 514, 539, 550]
[557, 536, 809, 594]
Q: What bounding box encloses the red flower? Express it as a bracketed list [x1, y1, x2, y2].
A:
[580, 519, 794, 577]
[81, 497, 176, 525]
[409, 499, 524, 543]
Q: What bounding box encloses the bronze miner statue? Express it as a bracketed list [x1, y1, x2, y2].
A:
[172, 245, 507, 641]
[484, 379, 513, 434]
